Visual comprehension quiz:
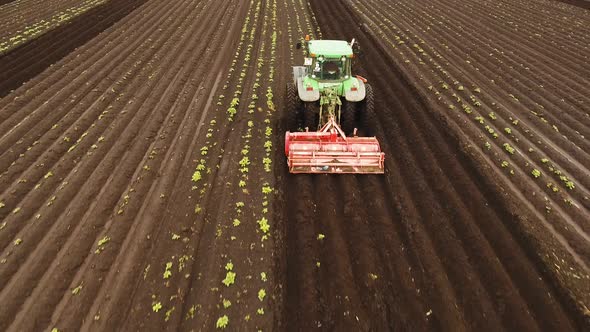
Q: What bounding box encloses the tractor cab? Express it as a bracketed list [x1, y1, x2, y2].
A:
[293, 39, 366, 104]
[306, 40, 353, 82]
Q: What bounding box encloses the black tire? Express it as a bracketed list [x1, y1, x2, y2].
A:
[341, 100, 356, 135]
[303, 101, 319, 131]
[285, 83, 301, 131]
[360, 83, 375, 136]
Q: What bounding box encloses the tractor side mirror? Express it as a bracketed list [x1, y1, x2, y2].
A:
[296, 42, 302, 49]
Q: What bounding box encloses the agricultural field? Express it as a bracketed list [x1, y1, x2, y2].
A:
[0, 0, 588, 330]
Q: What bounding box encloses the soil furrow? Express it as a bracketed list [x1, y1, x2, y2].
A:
[0, 0, 201, 250]
[351, 0, 590, 250]
[0, 0, 229, 329]
[0, 0, 147, 97]
[0, 0, 588, 330]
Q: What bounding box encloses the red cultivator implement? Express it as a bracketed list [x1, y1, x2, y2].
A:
[285, 116, 384, 174]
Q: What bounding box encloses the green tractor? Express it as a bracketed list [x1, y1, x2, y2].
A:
[284, 37, 384, 174]
[286, 37, 374, 135]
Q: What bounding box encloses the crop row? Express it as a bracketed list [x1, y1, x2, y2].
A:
[0, 0, 108, 54]
[0, 0, 239, 329]
[347, 0, 589, 257]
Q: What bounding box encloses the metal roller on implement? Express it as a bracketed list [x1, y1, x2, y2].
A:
[285, 116, 384, 174]
[285, 36, 385, 174]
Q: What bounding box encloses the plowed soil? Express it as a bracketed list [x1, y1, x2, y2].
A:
[0, 0, 588, 331]
[0, 0, 147, 97]
[276, 0, 590, 330]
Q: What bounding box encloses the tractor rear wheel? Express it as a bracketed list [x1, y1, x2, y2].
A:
[360, 84, 375, 136]
[286, 83, 301, 131]
[304, 101, 319, 131]
[341, 100, 356, 135]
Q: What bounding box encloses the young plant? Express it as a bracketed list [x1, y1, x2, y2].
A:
[216, 315, 229, 329]
[262, 185, 272, 194]
[71, 283, 83, 295]
[257, 217, 270, 233]
[503, 143, 515, 154]
[95, 236, 111, 254]
[163, 262, 173, 279]
[192, 171, 202, 182]
[222, 271, 236, 286]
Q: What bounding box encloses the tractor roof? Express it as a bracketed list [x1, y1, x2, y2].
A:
[308, 40, 353, 58]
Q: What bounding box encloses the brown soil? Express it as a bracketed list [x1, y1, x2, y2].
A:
[276, 0, 589, 330]
[0, 0, 588, 330]
[0, 0, 90, 40]
[0, 0, 147, 97]
[556, 0, 590, 10]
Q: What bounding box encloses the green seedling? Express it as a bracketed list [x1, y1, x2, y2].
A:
[163, 262, 173, 279]
[192, 171, 202, 182]
[222, 271, 236, 286]
[262, 185, 272, 194]
[72, 283, 83, 295]
[216, 315, 229, 329]
[503, 143, 515, 154]
[257, 217, 270, 233]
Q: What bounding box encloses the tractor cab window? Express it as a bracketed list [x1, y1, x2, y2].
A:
[311, 57, 349, 80]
